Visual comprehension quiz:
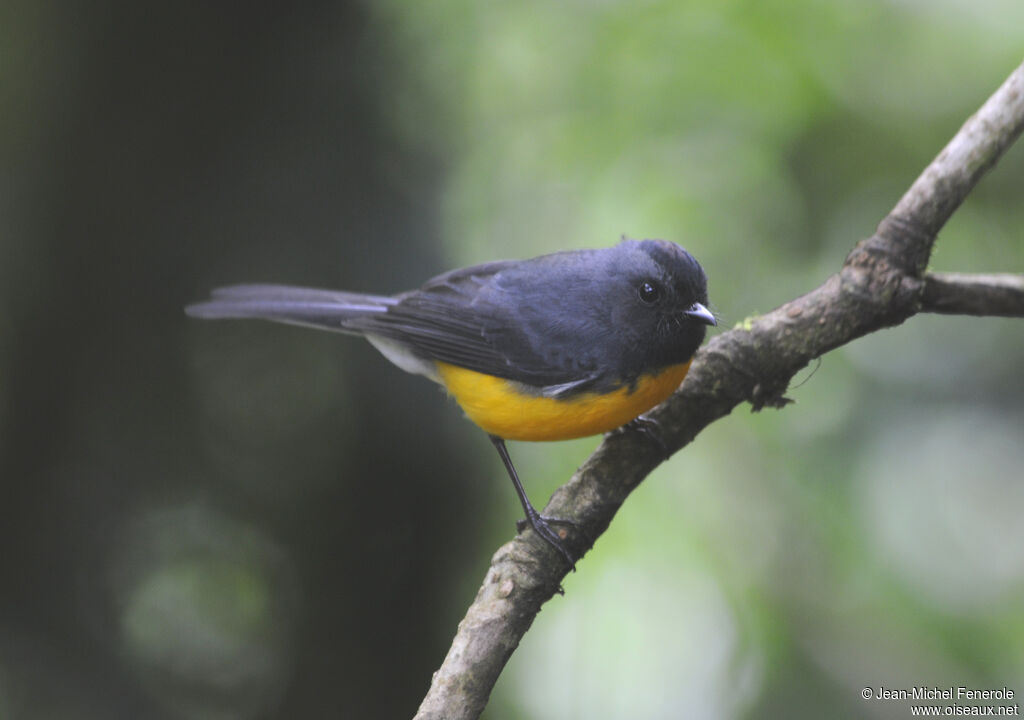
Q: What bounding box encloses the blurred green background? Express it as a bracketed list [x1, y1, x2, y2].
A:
[2, 1, 1022, 718]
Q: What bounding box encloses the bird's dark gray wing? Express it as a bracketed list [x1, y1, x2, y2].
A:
[345, 259, 609, 392]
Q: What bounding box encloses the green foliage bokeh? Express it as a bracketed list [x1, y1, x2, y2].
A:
[369, 1, 1024, 717]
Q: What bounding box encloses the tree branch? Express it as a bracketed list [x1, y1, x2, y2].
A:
[413, 60, 1024, 720]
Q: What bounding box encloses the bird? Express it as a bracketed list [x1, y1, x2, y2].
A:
[186, 238, 715, 568]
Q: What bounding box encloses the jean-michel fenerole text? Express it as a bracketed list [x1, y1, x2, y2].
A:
[873, 687, 1015, 701]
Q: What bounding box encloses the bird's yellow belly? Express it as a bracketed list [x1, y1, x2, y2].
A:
[435, 361, 692, 442]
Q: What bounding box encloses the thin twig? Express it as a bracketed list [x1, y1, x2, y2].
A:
[922, 272, 1024, 316]
[413, 60, 1024, 720]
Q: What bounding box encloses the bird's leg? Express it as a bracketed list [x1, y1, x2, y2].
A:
[488, 435, 579, 571]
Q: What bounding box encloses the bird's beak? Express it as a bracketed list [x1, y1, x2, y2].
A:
[684, 302, 717, 326]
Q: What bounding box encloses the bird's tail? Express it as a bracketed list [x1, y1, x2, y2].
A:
[185, 284, 396, 333]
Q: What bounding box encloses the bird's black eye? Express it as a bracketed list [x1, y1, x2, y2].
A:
[638, 280, 660, 304]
